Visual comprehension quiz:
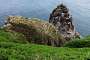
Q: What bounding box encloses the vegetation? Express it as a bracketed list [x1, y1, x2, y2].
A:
[4, 16, 65, 46]
[0, 42, 90, 60]
[64, 36, 90, 48]
[0, 29, 28, 43]
[0, 16, 90, 60]
[0, 29, 90, 60]
[6, 16, 63, 40]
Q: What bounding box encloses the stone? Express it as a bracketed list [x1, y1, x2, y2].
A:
[49, 4, 80, 40]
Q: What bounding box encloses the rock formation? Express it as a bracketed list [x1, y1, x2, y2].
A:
[3, 16, 65, 47]
[49, 4, 80, 40]
[2, 4, 80, 47]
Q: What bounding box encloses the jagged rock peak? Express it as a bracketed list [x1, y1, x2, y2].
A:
[49, 4, 80, 40]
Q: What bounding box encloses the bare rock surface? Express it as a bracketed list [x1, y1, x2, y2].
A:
[49, 4, 80, 40]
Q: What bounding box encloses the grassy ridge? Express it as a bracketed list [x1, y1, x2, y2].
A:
[5, 16, 65, 46]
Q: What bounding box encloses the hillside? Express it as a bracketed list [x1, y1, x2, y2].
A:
[3, 16, 65, 46]
[0, 29, 90, 60]
[0, 30, 90, 60]
[0, 42, 90, 60]
[0, 16, 90, 60]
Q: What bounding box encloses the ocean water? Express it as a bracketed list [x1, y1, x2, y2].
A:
[0, 0, 90, 36]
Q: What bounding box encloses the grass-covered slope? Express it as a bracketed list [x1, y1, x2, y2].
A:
[0, 29, 27, 43]
[4, 16, 65, 46]
[0, 16, 90, 60]
[64, 36, 90, 48]
[0, 29, 90, 60]
[0, 30, 90, 60]
[0, 42, 90, 60]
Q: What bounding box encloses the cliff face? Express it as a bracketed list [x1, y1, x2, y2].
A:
[4, 16, 65, 47]
[49, 4, 80, 40]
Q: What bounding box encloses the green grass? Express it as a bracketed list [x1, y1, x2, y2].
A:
[64, 36, 90, 48]
[0, 29, 90, 60]
[0, 42, 90, 60]
[0, 29, 28, 43]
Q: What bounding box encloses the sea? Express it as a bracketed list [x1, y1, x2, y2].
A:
[0, 0, 90, 36]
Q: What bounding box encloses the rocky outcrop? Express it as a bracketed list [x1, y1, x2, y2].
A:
[49, 4, 80, 40]
[3, 16, 65, 47]
[2, 4, 80, 47]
